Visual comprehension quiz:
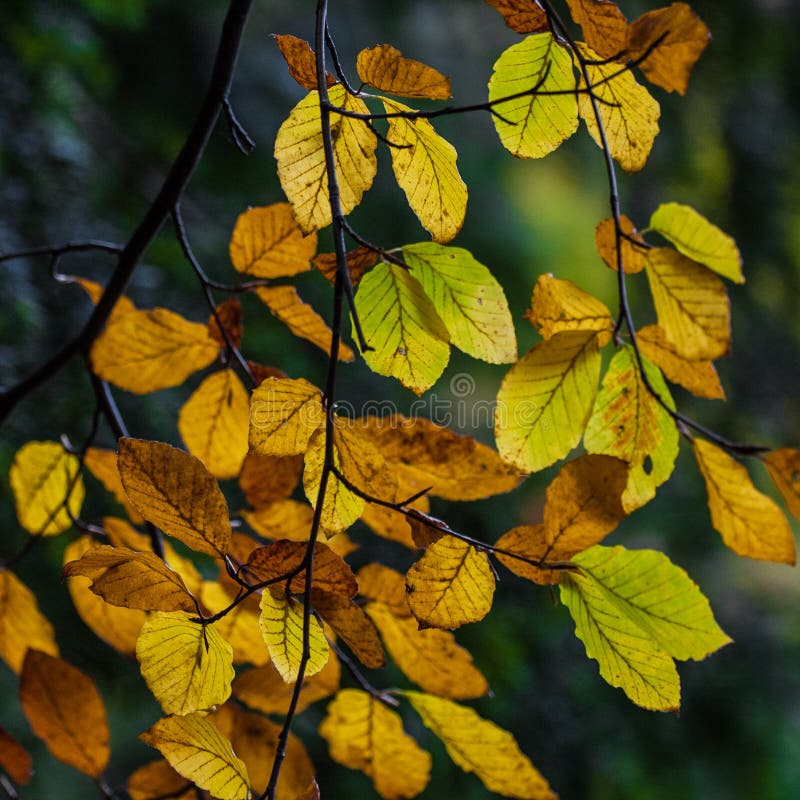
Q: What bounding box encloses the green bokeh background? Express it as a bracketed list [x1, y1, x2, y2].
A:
[1, 0, 799, 797]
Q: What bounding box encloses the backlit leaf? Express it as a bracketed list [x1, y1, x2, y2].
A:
[242, 500, 314, 541]
[566, 0, 628, 58]
[358, 45, 451, 99]
[118, 438, 232, 558]
[693, 439, 796, 564]
[312, 590, 385, 669]
[383, 97, 467, 243]
[406, 535, 495, 629]
[275, 85, 377, 233]
[355, 262, 450, 395]
[259, 591, 329, 683]
[178, 369, 250, 480]
[367, 602, 488, 699]
[0, 727, 32, 786]
[239, 453, 303, 507]
[70, 275, 136, 321]
[494, 524, 562, 586]
[199, 581, 268, 666]
[320, 689, 431, 800]
[495, 330, 601, 472]
[127, 760, 195, 800]
[483, 0, 549, 34]
[357, 563, 411, 618]
[274, 34, 334, 91]
[650, 202, 744, 283]
[645, 247, 731, 360]
[10, 440, 84, 536]
[313, 245, 378, 288]
[334, 419, 399, 502]
[405, 691, 556, 799]
[136, 611, 234, 716]
[594, 214, 648, 274]
[83, 447, 144, 524]
[577, 44, 660, 173]
[20, 650, 109, 778]
[361, 495, 430, 549]
[583, 346, 679, 512]
[0, 571, 59, 673]
[763, 448, 800, 521]
[488, 33, 578, 159]
[140, 713, 249, 800]
[403, 242, 516, 363]
[90, 308, 219, 393]
[208, 298, 244, 350]
[229, 203, 316, 278]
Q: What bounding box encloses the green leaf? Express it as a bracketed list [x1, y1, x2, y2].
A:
[403, 243, 516, 364]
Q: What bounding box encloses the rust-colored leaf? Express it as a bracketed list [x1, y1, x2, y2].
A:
[357, 44, 451, 99]
[274, 33, 335, 91]
[0, 727, 32, 786]
[127, 760, 195, 800]
[313, 245, 378, 288]
[312, 589, 385, 669]
[239, 453, 304, 508]
[208, 298, 244, 349]
[595, 215, 648, 274]
[483, 0, 549, 33]
[763, 448, 800, 521]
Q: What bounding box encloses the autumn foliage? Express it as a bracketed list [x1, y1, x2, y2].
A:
[1, 1, 799, 799]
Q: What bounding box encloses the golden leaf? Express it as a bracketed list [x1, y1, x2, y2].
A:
[275, 85, 377, 233]
[127, 760, 195, 800]
[178, 369, 250, 479]
[383, 98, 467, 243]
[367, 602, 488, 699]
[83, 447, 144, 524]
[239, 453, 303, 507]
[494, 524, 560, 585]
[20, 650, 110, 778]
[495, 330, 601, 473]
[594, 214, 648, 274]
[763, 448, 800, 521]
[483, 0, 549, 34]
[357, 45, 451, 99]
[406, 535, 495, 629]
[254, 285, 355, 361]
[140, 714, 249, 800]
[118, 438, 232, 558]
[320, 689, 431, 800]
[136, 611, 234, 716]
[10, 440, 84, 536]
[312, 590, 385, 669]
[693, 439, 796, 564]
[566, 0, 627, 57]
[360, 494, 430, 549]
[90, 307, 219, 394]
[0, 570, 59, 673]
[356, 563, 411, 618]
[229, 203, 316, 278]
[0, 727, 31, 786]
[645, 247, 731, 360]
[273, 33, 335, 91]
[70, 275, 136, 321]
[405, 691, 556, 799]
[242, 500, 314, 541]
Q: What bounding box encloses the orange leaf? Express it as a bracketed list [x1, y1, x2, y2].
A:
[594, 215, 648, 274]
[83, 447, 144, 524]
[273, 33, 335, 91]
[483, 0, 549, 33]
[127, 760, 195, 800]
[357, 44, 451, 99]
[566, 0, 628, 59]
[69, 275, 136, 322]
[20, 650, 110, 778]
[313, 245, 378, 288]
[763, 448, 800, 521]
[356, 563, 411, 618]
[208, 298, 244, 349]
[312, 589, 385, 669]
[0, 727, 32, 786]
[494, 524, 559, 585]
[239, 453, 303, 507]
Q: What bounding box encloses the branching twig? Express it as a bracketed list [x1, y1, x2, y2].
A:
[328, 639, 399, 707]
[0, 240, 123, 264]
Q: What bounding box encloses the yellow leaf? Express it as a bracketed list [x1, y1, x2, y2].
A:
[650, 202, 744, 283]
[275, 85, 377, 233]
[20, 650, 110, 778]
[763, 448, 800, 521]
[403, 243, 516, 363]
[527, 273, 613, 344]
[577, 43, 660, 173]
[0, 571, 59, 673]
[483, 0, 549, 34]
[405, 691, 556, 799]
[693, 439, 796, 564]
[229, 203, 316, 278]
[358, 45, 451, 99]
[636, 324, 725, 400]
[243, 499, 314, 540]
[357, 563, 411, 618]
[406, 535, 495, 629]
[566, 0, 628, 58]
[63, 544, 195, 612]
[383, 97, 467, 243]
[495, 330, 601, 472]
[312, 590, 385, 669]
[90, 307, 219, 393]
[367, 602, 488, 699]
[0, 727, 31, 786]
[63, 536, 146, 657]
[334, 419, 399, 501]
[583, 346, 679, 512]
[320, 689, 431, 800]
[118, 438, 232, 558]
[488, 33, 578, 159]
[83, 447, 144, 524]
[200, 581, 268, 667]
[273, 33, 335, 92]
[627, 2, 710, 95]
[254, 285, 355, 361]
[137, 611, 234, 715]
[239, 453, 303, 507]
[645, 247, 731, 360]
[140, 713, 249, 800]
[70, 275, 136, 321]
[259, 591, 329, 683]
[594, 214, 648, 274]
[10, 440, 84, 536]
[178, 370, 250, 479]
[356, 263, 450, 395]
[127, 760, 195, 800]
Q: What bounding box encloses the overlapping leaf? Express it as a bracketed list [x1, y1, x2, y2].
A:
[594, 214, 647, 274]
[274, 34, 334, 91]
[127, 760, 195, 800]
[312, 590, 385, 669]
[358, 45, 451, 99]
[483, 0, 549, 34]
[763, 448, 800, 521]
[0, 727, 31, 786]
[83, 447, 143, 523]
[566, 0, 628, 58]
[239, 453, 303, 507]
[199, 582, 268, 667]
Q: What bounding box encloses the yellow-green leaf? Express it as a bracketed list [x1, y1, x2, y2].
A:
[275, 85, 377, 233]
[405, 691, 556, 799]
[403, 242, 516, 363]
[136, 611, 234, 715]
[320, 689, 431, 800]
[495, 330, 601, 472]
[583, 347, 679, 512]
[140, 713, 249, 800]
[650, 202, 744, 284]
[259, 590, 329, 683]
[10, 441, 84, 536]
[383, 97, 467, 243]
[355, 263, 450, 395]
[488, 32, 578, 158]
[693, 439, 796, 564]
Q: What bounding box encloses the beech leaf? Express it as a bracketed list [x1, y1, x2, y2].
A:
[358, 45, 451, 99]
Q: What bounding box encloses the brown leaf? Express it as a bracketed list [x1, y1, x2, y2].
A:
[274, 33, 335, 91]
[764, 448, 800, 521]
[20, 650, 110, 778]
[313, 245, 378, 288]
[0, 726, 32, 785]
[566, 0, 628, 59]
[357, 44, 451, 99]
[312, 589, 385, 668]
[483, 0, 549, 33]
[239, 453, 304, 507]
[208, 298, 244, 349]
[247, 362, 288, 384]
[595, 215, 648, 274]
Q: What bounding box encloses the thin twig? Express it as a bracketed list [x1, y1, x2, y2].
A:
[223, 96, 255, 154]
[0, 240, 123, 264]
[328, 639, 399, 708]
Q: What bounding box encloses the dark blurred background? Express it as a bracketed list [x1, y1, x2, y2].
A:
[1, 0, 799, 797]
